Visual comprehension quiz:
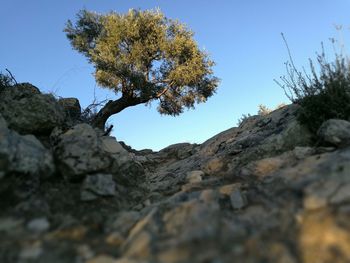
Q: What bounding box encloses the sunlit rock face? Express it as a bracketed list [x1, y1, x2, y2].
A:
[1, 85, 350, 263]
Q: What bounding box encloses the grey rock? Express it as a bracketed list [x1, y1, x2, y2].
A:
[54, 125, 143, 183]
[58, 97, 81, 122]
[158, 143, 198, 160]
[101, 136, 129, 155]
[318, 119, 350, 147]
[54, 124, 112, 181]
[229, 189, 247, 209]
[0, 114, 55, 178]
[27, 217, 50, 233]
[1, 83, 40, 99]
[81, 174, 116, 201]
[0, 84, 65, 135]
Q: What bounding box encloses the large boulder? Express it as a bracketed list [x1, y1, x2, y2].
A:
[54, 124, 144, 183]
[0, 83, 66, 135]
[53, 124, 112, 181]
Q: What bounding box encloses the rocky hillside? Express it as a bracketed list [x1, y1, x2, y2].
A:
[1, 83, 350, 263]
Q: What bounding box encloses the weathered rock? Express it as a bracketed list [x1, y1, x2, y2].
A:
[318, 119, 350, 147]
[0, 114, 55, 178]
[0, 84, 65, 135]
[102, 136, 145, 185]
[3, 83, 350, 263]
[81, 174, 116, 201]
[186, 170, 204, 183]
[158, 143, 198, 160]
[54, 126, 144, 184]
[58, 97, 81, 122]
[27, 217, 50, 233]
[54, 124, 112, 181]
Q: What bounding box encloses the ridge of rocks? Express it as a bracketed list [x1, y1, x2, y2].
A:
[1, 84, 350, 263]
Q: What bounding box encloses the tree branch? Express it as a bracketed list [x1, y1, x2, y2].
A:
[156, 87, 169, 98]
[5, 68, 18, 85]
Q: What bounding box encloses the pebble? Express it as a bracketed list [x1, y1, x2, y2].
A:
[27, 217, 50, 233]
[230, 189, 247, 209]
[186, 170, 204, 183]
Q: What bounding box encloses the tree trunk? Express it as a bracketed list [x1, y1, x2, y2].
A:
[92, 96, 148, 130]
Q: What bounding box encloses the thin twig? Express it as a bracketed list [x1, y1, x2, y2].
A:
[5, 68, 18, 85]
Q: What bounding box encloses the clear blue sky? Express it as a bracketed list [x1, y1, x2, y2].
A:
[1, 0, 350, 150]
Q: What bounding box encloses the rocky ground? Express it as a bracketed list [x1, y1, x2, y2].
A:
[1, 83, 350, 263]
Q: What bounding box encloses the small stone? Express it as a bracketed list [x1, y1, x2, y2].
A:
[106, 232, 125, 246]
[186, 170, 204, 183]
[219, 183, 241, 196]
[27, 217, 50, 233]
[230, 189, 247, 209]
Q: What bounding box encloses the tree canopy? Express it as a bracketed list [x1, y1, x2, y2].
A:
[65, 9, 219, 129]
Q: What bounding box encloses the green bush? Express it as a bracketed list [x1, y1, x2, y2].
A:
[276, 35, 350, 133]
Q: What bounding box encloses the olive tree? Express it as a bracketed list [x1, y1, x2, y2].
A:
[65, 9, 219, 129]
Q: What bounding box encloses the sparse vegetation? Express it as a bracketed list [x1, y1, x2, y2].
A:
[236, 113, 251, 126]
[275, 32, 350, 133]
[0, 70, 15, 89]
[257, 104, 271, 116]
[257, 103, 286, 116]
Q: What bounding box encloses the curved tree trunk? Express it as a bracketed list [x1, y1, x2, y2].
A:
[92, 96, 149, 130]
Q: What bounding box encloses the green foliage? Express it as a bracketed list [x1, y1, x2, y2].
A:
[275, 34, 350, 133]
[65, 9, 219, 116]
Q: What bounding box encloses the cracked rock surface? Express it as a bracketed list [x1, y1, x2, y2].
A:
[1, 85, 350, 263]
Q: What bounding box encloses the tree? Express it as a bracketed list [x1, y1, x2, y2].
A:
[64, 9, 219, 130]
